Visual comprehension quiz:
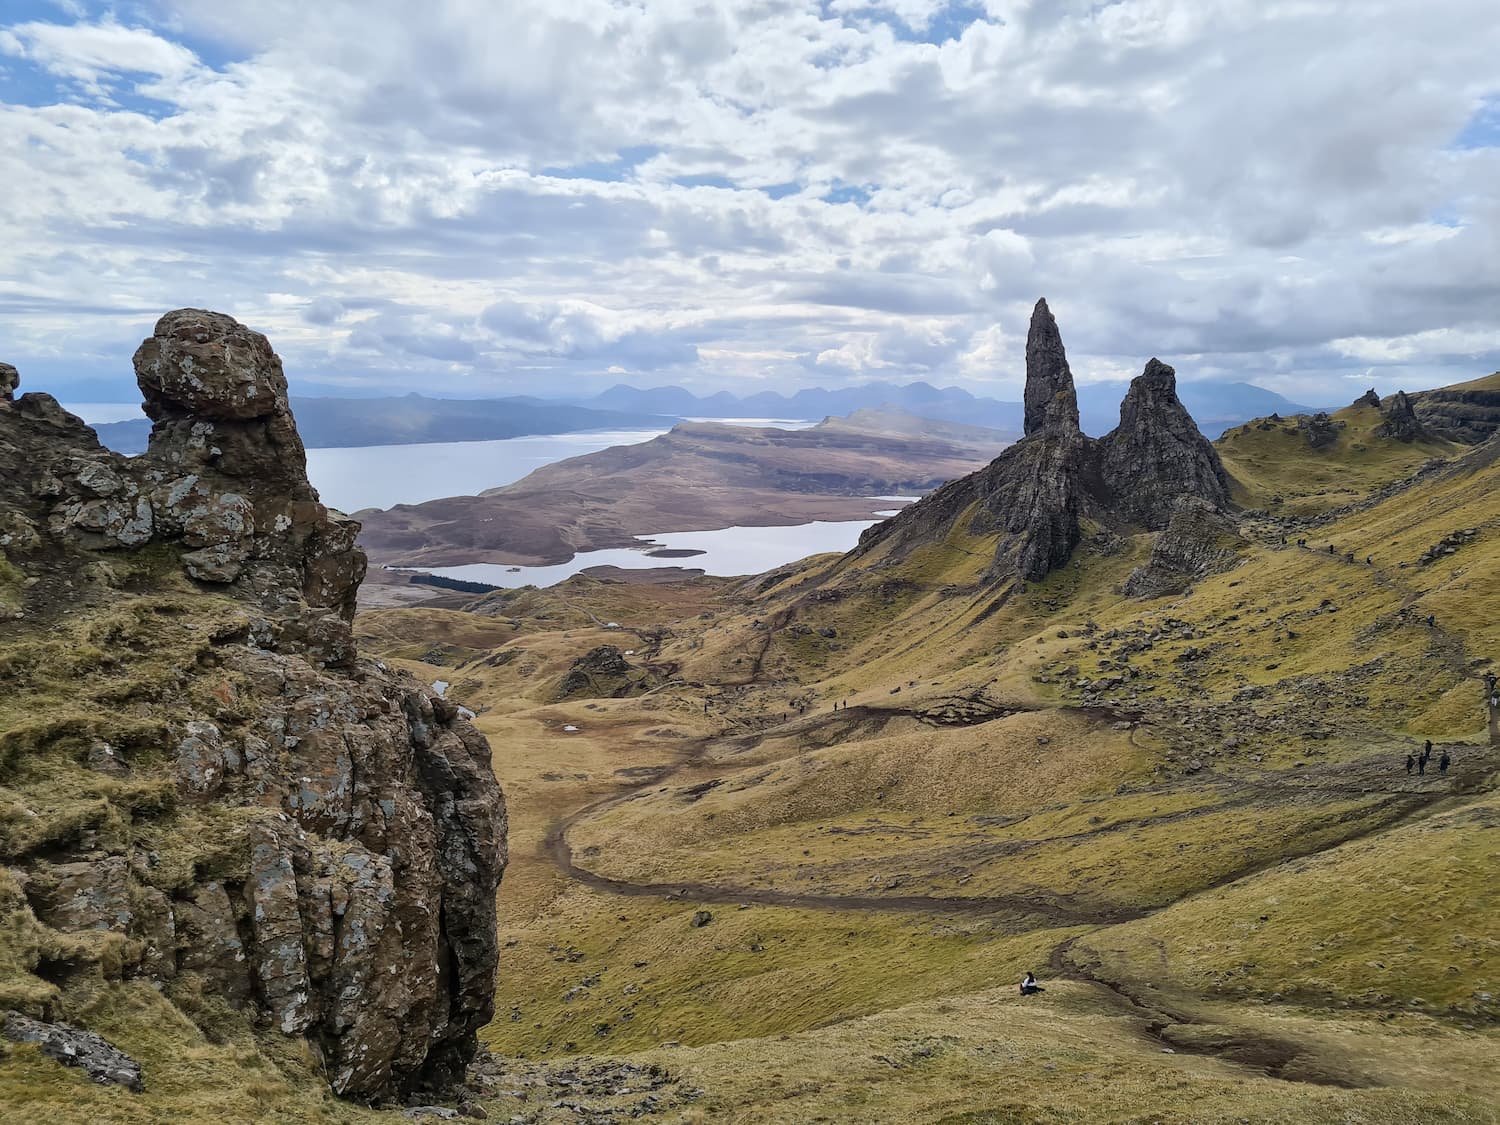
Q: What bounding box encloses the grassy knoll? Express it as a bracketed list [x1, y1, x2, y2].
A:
[1216, 400, 1457, 514]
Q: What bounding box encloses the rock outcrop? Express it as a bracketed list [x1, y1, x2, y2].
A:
[3, 1011, 144, 1091]
[0, 313, 507, 1102]
[1407, 375, 1500, 443]
[1376, 390, 1424, 442]
[554, 644, 654, 701]
[1297, 412, 1341, 449]
[1353, 387, 1381, 409]
[857, 301, 1236, 584]
[1098, 359, 1231, 529]
[1122, 498, 1245, 598]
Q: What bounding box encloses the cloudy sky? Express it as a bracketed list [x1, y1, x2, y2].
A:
[2, 0, 1498, 404]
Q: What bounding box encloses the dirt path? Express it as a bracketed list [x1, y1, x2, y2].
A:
[540, 695, 1489, 924]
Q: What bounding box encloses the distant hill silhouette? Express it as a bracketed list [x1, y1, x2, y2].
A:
[587, 380, 1315, 438]
[89, 380, 1318, 455]
[91, 393, 675, 454]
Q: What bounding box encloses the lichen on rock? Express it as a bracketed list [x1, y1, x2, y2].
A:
[0, 311, 507, 1103]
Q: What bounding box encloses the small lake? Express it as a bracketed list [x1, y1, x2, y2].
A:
[303, 429, 678, 512]
[398, 517, 898, 588]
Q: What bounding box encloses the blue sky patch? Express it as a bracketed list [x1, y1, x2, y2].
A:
[1451, 94, 1500, 149]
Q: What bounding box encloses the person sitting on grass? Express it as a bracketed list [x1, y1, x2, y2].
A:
[1020, 972, 1044, 996]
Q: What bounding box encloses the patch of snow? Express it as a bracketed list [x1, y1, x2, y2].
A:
[431, 680, 449, 697]
[562, 725, 580, 733]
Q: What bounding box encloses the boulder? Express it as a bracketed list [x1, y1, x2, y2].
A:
[2, 1012, 144, 1092]
[1124, 498, 1246, 598]
[1297, 412, 1341, 449]
[0, 362, 18, 401]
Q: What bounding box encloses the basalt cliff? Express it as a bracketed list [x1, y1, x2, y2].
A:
[0, 311, 506, 1101]
[856, 299, 1232, 585]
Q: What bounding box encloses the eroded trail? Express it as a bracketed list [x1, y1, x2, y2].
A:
[542, 697, 1491, 925]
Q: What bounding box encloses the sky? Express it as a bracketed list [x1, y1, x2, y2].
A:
[1, 0, 1498, 404]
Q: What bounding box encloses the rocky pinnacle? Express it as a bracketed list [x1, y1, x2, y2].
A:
[1100, 358, 1231, 529]
[1023, 298, 1081, 436]
[862, 301, 1238, 586]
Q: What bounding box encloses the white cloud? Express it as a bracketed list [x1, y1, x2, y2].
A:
[0, 0, 1497, 401]
[1, 18, 199, 90]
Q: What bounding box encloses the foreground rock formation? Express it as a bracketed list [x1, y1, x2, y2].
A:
[0, 311, 507, 1101]
[857, 299, 1234, 583]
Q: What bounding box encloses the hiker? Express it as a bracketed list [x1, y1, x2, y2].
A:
[1423, 739, 1433, 762]
[1405, 753, 1415, 775]
[1417, 754, 1426, 776]
[1439, 751, 1451, 774]
[1328, 544, 1336, 554]
[1020, 972, 1044, 996]
[1366, 556, 1373, 565]
[1428, 614, 1436, 628]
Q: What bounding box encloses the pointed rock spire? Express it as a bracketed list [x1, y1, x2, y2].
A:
[1023, 298, 1080, 437]
[0, 362, 18, 401]
[1354, 387, 1381, 408]
[1099, 358, 1230, 529]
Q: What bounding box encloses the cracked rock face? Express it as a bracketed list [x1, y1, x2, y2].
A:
[1099, 359, 1231, 530]
[1123, 497, 1245, 598]
[0, 312, 507, 1102]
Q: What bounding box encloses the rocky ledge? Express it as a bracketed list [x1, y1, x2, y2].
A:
[0, 311, 507, 1101]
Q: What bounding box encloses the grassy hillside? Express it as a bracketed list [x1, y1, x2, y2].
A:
[1216, 399, 1458, 514]
[341, 414, 1500, 1121]
[10, 380, 1496, 1122]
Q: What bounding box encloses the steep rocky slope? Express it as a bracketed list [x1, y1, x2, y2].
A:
[0, 311, 506, 1105]
[1407, 371, 1500, 442]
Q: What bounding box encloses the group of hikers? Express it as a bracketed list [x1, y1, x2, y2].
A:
[1285, 537, 1373, 566]
[1406, 739, 1450, 776]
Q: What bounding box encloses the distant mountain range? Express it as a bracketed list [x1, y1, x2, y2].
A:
[91, 394, 676, 454]
[89, 379, 1318, 456]
[583, 380, 1317, 438]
